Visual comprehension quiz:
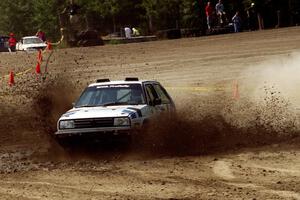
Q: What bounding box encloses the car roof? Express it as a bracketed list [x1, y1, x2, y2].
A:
[22, 36, 40, 39]
[88, 80, 158, 87]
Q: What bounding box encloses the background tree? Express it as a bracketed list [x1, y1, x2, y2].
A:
[32, 0, 62, 41]
[141, 0, 158, 33]
[0, 0, 34, 37]
[0, 0, 299, 40]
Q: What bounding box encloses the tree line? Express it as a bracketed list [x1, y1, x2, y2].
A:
[0, 0, 299, 40]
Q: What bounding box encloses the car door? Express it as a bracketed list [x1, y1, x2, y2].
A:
[144, 83, 163, 115]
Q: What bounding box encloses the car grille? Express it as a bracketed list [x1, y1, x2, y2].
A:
[27, 47, 45, 51]
[74, 118, 114, 129]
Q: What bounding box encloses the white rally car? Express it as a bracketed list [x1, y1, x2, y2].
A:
[55, 78, 175, 142]
[16, 36, 47, 51]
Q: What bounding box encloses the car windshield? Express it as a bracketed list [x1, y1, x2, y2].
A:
[23, 37, 43, 44]
[75, 84, 146, 108]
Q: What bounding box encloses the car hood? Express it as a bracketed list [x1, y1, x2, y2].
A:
[23, 43, 47, 48]
[59, 105, 148, 120]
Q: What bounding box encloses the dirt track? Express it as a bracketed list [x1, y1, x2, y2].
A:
[0, 27, 300, 199]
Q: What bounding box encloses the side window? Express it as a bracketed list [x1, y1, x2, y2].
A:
[145, 84, 157, 104]
[153, 84, 171, 104]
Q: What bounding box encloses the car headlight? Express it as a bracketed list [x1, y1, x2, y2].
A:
[114, 118, 130, 126]
[59, 120, 75, 129]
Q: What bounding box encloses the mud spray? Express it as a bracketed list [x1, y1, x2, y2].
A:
[0, 53, 299, 160]
[0, 73, 82, 160]
[135, 52, 300, 156]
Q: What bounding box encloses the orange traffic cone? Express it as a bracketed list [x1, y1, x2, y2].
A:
[36, 62, 41, 74]
[9, 71, 15, 86]
[233, 80, 240, 100]
[46, 41, 52, 50]
[37, 50, 42, 62]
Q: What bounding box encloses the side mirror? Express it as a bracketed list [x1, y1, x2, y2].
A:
[72, 102, 75, 107]
[153, 98, 162, 106]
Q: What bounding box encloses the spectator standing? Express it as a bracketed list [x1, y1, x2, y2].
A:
[246, 3, 257, 31]
[36, 29, 46, 42]
[205, 2, 213, 30]
[8, 33, 17, 52]
[215, 0, 225, 25]
[232, 11, 242, 33]
[124, 27, 132, 38]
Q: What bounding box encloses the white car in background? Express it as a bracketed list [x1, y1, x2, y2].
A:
[55, 78, 175, 145]
[16, 36, 47, 51]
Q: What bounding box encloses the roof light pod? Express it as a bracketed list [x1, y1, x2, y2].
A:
[125, 77, 139, 81]
[96, 79, 110, 83]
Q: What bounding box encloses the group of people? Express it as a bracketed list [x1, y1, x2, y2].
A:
[124, 27, 140, 38]
[7, 30, 46, 52]
[205, 0, 242, 33]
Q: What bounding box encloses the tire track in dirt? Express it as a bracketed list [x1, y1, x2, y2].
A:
[212, 158, 300, 200]
[251, 164, 300, 176]
[226, 182, 300, 200]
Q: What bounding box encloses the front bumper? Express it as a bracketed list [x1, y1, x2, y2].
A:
[25, 46, 47, 51]
[55, 126, 132, 138]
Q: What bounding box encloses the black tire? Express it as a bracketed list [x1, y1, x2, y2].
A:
[55, 136, 74, 149]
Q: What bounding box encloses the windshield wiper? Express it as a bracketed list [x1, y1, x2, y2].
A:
[101, 102, 128, 107]
[75, 102, 130, 108]
[75, 104, 96, 108]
